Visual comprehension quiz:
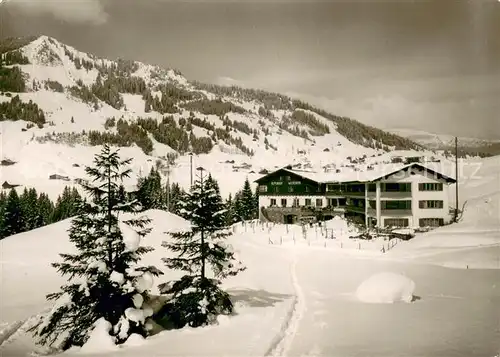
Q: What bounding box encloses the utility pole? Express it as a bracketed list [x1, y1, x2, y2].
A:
[166, 161, 171, 212]
[189, 153, 193, 190]
[197, 166, 206, 279]
[455, 136, 459, 223]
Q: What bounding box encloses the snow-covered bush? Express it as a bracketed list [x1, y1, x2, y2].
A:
[29, 145, 162, 351]
[155, 275, 233, 329]
[355, 272, 416, 304]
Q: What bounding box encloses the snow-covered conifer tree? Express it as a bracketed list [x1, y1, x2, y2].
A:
[159, 168, 245, 328]
[239, 177, 255, 220]
[30, 145, 162, 351]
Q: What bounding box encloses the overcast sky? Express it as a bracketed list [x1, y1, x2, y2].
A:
[2, 0, 499, 139]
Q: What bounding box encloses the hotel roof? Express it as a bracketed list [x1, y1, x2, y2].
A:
[255, 163, 456, 184]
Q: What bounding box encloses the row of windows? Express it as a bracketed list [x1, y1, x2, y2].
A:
[419, 200, 444, 209]
[419, 218, 444, 227]
[383, 218, 445, 227]
[418, 183, 443, 191]
[269, 198, 324, 207]
[381, 200, 412, 210]
[259, 185, 321, 193]
[267, 198, 444, 210]
[384, 218, 409, 227]
[382, 200, 444, 209]
[326, 182, 443, 193]
[382, 183, 412, 192]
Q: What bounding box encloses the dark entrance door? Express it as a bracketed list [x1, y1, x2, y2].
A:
[284, 214, 295, 224]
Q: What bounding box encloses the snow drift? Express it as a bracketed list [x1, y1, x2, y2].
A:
[355, 272, 416, 304]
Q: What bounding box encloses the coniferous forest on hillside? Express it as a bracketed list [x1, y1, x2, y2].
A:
[2, 35, 499, 157]
[0, 168, 259, 241]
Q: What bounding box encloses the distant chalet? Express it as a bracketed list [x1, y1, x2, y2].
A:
[2, 181, 21, 189]
[49, 174, 70, 181]
[255, 163, 456, 229]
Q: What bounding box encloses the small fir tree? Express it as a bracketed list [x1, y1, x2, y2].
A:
[20, 187, 39, 231]
[36, 192, 55, 227]
[0, 191, 7, 239]
[52, 186, 82, 222]
[136, 167, 164, 210]
[159, 168, 245, 328]
[225, 193, 235, 226]
[232, 190, 244, 223]
[168, 182, 186, 216]
[253, 185, 260, 219]
[3, 189, 24, 237]
[30, 145, 162, 351]
[240, 178, 255, 221]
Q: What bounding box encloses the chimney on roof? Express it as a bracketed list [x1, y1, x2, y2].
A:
[285, 165, 292, 169]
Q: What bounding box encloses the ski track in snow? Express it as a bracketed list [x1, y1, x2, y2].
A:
[265, 247, 306, 357]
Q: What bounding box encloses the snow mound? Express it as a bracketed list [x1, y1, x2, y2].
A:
[78, 318, 118, 354]
[123, 333, 145, 347]
[355, 272, 416, 304]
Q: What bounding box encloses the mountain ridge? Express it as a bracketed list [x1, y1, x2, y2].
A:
[1, 35, 422, 153]
[389, 128, 500, 157]
[0, 34, 467, 200]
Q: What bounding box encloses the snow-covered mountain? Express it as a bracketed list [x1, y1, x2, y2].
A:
[0, 35, 449, 199]
[389, 128, 500, 153]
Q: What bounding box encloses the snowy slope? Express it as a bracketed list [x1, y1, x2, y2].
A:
[1, 214, 499, 356]
[0, 35, 435, 199]
[0, 155, 498, 355]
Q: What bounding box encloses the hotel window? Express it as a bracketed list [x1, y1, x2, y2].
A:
[418, 183, 443, 191]
[368, 184, 376, 192]
[305, 198, 312, 206]
[259, 185, 268, 193]
[383, 183, 411, 192]
[384, 218, 409, 227]
[281, 198, 287, 207]
[381, 200, 412, 210]
[419, 218, 444, 227]
[293, 198, 300, 207]
[316, 198, 323, 207]
[419, 200, 444, 209]
[270, 198, 276, 206]
[274, 187, 279, 193]
[305, 186, 310, 192]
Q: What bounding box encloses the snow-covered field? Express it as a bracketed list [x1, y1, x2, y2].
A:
[1, 154, 499, 357]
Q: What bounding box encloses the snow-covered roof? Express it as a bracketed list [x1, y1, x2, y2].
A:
[256, 163, 456, 184]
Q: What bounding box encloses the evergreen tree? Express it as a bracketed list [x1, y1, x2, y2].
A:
[0, 191, 7, 239]
[30, 145, 162, 350]
[159, 169, 245, 328]
[37, 192, 55, 227]
[253, 185, 260, 220]
[225, 193, 235, 226]
[239, 178, 255, 221]
[20, 187, 39, 231]
[136, 168, 164, 210]
[3, 189, 24, 237]
[168, 182, 185, 216]
[52, 186, 82, 222]
[232, 191, 244, 223]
